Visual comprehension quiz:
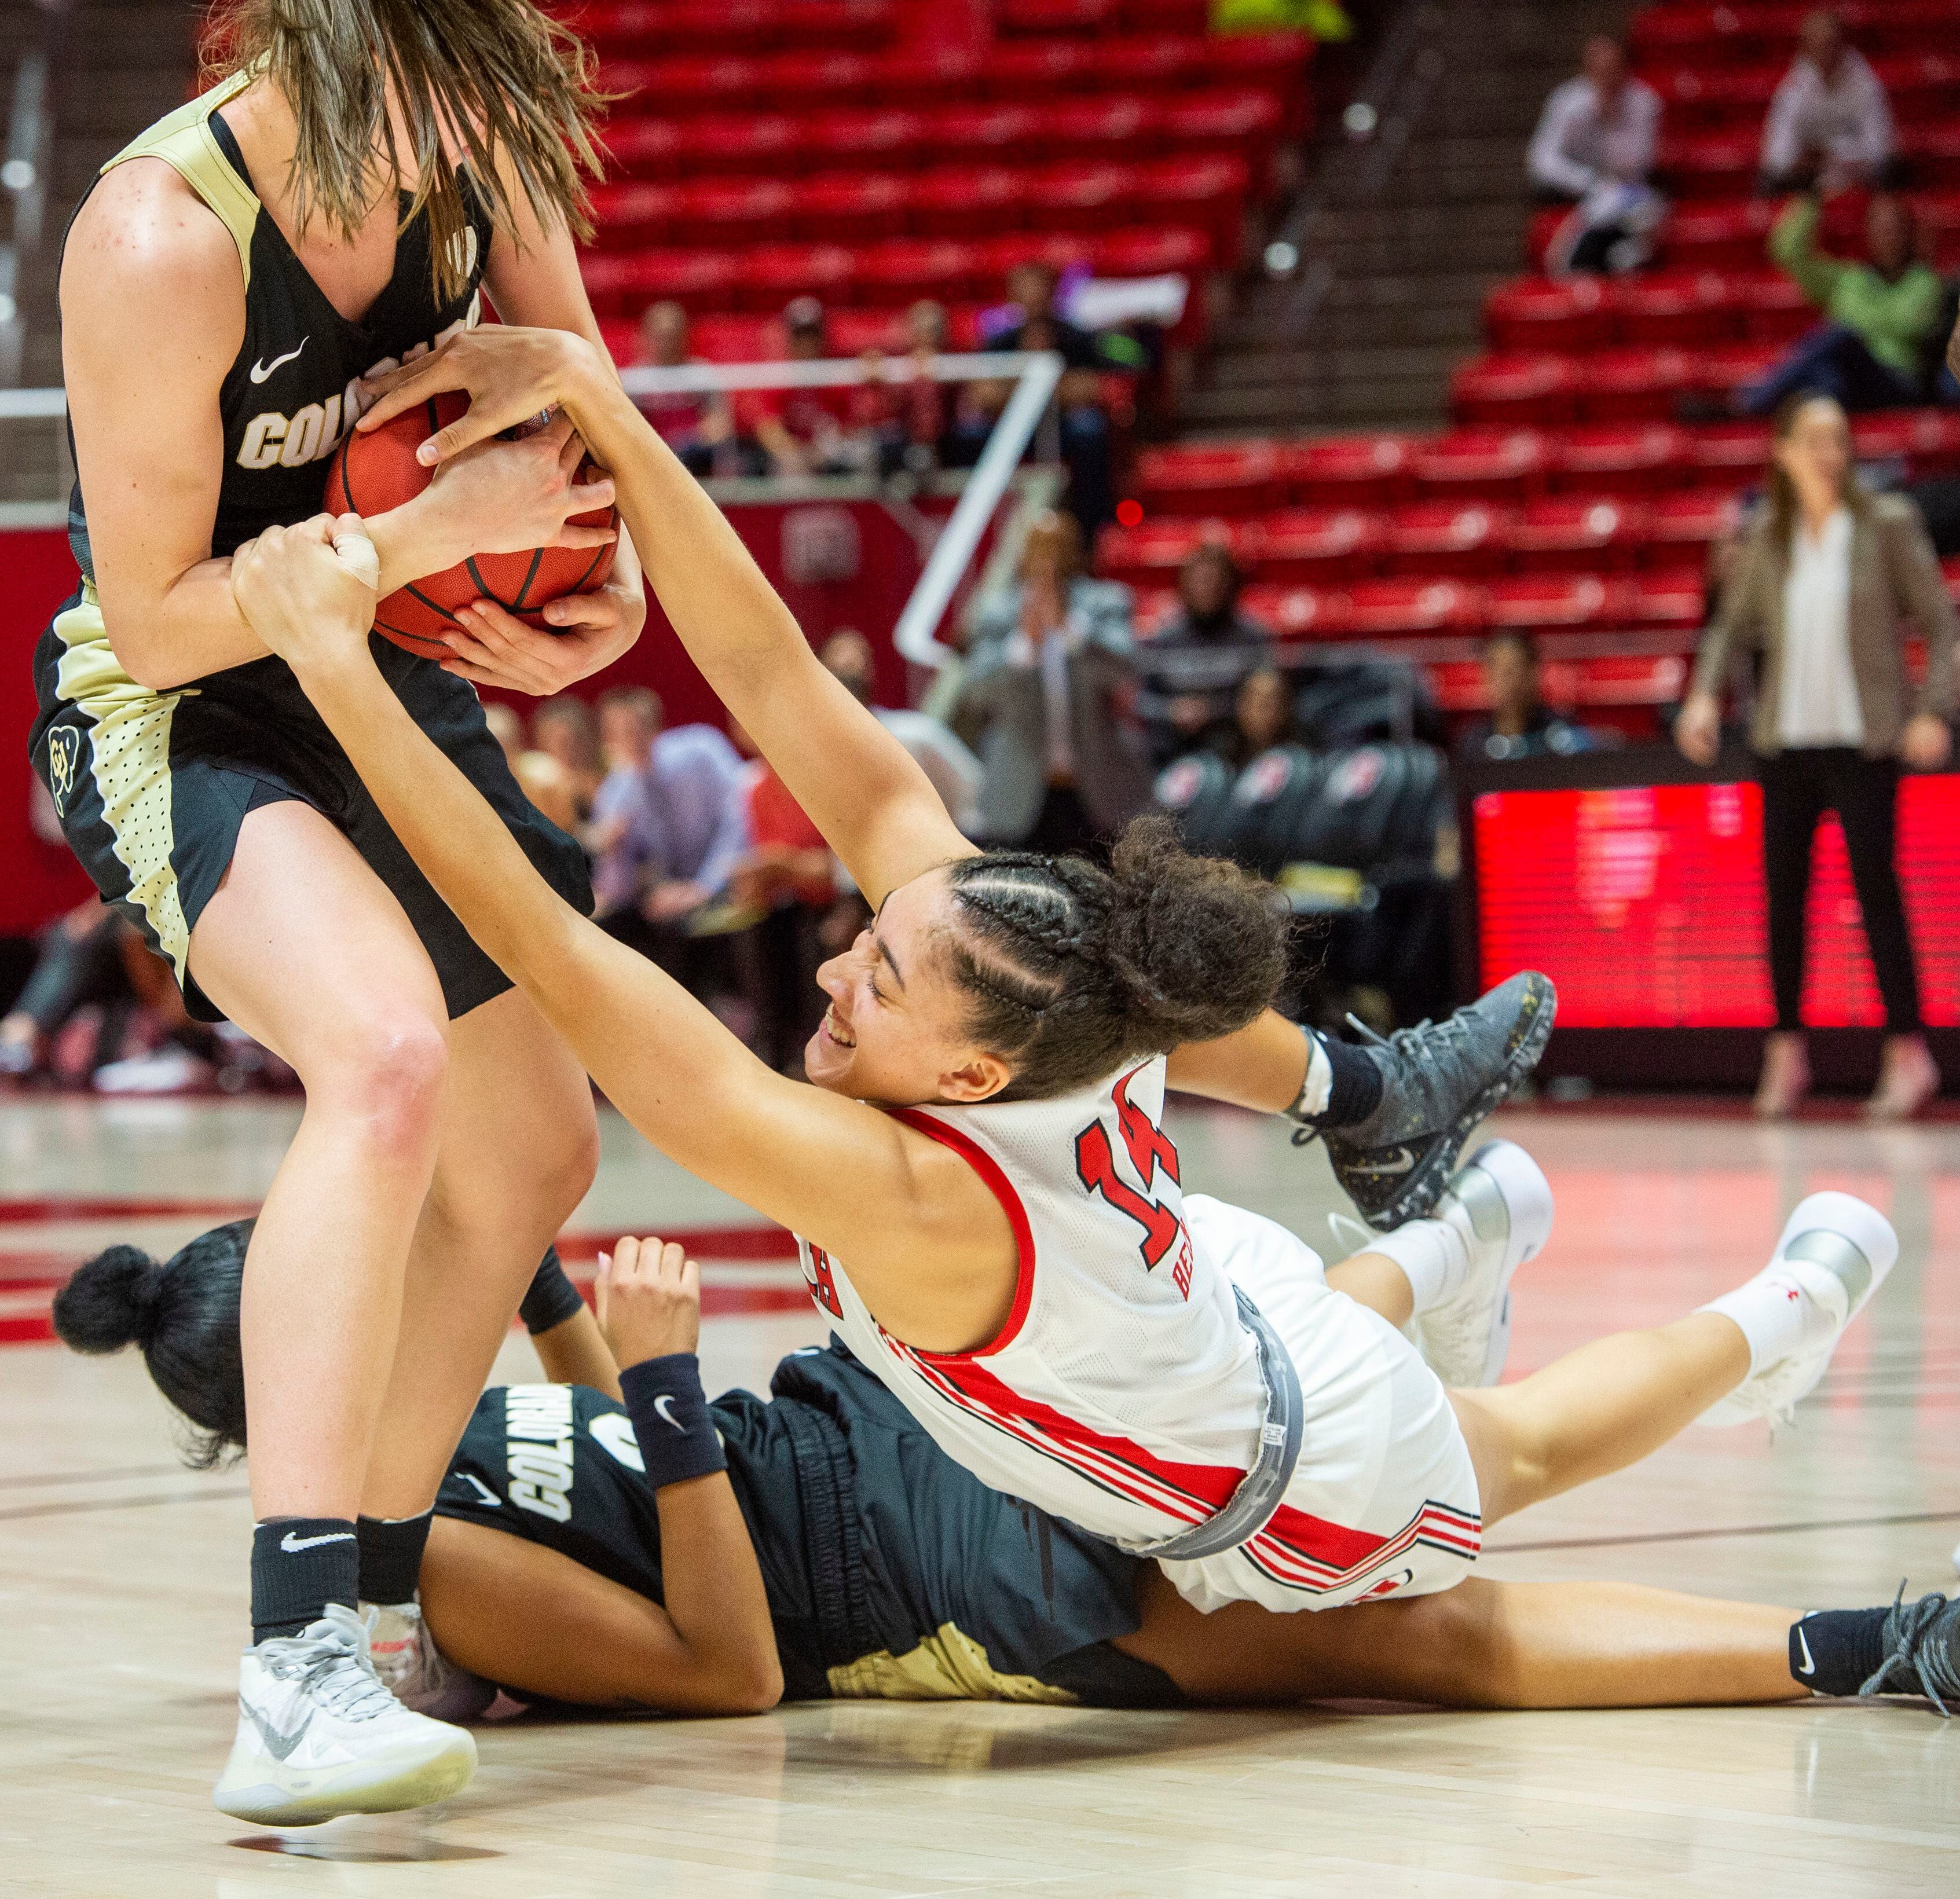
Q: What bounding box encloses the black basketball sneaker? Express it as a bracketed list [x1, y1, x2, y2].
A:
[1296, 972, 1558, 1231]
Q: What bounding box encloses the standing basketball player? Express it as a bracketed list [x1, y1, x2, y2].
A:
[31, 3, 642, 1821]
[232, 323, 1893, 1678]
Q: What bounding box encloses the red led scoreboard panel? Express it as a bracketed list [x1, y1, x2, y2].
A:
[1474, 775, 1960, 1028]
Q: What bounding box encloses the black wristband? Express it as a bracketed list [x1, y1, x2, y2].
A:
[618, 1352, 727, 1490]
[518, 1247, 587, 1335]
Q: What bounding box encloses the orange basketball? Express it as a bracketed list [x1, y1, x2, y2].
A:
[324, 392, 618, 659]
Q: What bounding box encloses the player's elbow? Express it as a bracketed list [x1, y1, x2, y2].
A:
[98, 610, 184, 692]
[694, 1647, 784, 1715]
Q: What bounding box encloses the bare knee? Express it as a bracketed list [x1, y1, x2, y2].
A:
[305, 1014, 450, 1161]
[1414, 1581, 1530, 1707]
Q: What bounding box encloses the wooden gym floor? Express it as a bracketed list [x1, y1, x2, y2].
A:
[2, 1095, 1957, 1896]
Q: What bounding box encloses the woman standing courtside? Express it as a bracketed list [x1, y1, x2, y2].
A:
[31, 0, 644, 1819]
[1677, 394, 1956, 1119]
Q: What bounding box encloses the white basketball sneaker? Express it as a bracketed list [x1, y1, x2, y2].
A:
[365, 1601, 496, 1724]
[1698, 1192, 1897, 1429]
[1416, 1139, 1556, 1387]
[213, 1602, 477, 1825]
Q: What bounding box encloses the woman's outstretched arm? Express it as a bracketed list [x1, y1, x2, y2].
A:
[357, 325, 975, 907]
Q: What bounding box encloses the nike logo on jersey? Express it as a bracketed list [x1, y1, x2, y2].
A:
[279, 1529, 357, 1555]
[456, 1472, 501, 1509]
[1794, 1623, 1816, 1676]
[249, 339, 309, 384]
[1347, 1147, 1417, 1177]
[652, 1394, 686, 1432]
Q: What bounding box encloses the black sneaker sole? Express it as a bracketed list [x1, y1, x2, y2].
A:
[1335, 974, 1557, 1231]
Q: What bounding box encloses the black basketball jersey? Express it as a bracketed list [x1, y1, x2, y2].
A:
[66, 67, 493, 580]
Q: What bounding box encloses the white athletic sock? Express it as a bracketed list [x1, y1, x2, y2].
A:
[1698, 1265, 1835, 1377]
[1356, 1216, 1470, 1315]
[1294, 1030, 1333, 1119]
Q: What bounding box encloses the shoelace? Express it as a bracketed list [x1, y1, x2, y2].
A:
[1859, 1585, 1959, 1716]
[1326, 1211, 1376, 1260]
[267, 1626, 398, 1723]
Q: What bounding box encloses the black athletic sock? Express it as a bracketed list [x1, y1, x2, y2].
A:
[356, 1511, 434, 1607]
[1791, 1607, 1890, 1696]
[1303, 1031, 1385, 1131]
[251, 1516, 359, 1643]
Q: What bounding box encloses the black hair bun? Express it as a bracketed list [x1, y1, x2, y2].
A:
[52, 1245, 167, 1355]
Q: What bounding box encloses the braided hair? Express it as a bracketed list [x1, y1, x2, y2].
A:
[943, 816, 1288, 1102]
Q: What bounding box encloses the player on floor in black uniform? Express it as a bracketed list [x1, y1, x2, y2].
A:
[55, 1231, 1960, 1725]
[31, 0, 647, 1823]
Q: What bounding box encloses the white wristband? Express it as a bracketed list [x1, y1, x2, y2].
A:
[332, 525, 380, 591]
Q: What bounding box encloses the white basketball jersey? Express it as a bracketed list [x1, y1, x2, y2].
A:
[800, 1057, 1272, 1552]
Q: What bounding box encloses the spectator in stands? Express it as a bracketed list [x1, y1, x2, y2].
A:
[988, 263, 1122, 533]
[632, 300, 734, 478]
[1457, 632, 1601, 763]
[1133, 542, 1276, 766]
[951, 509, 1151, 852]
[1527, 35, 1668, 276]
[531, 692, 606, 824]
[1225, 667, 1299, 771]
[1677, 393, 1956, 1121]
[1759, 9, 1895, 196]
[743, 296, 872, 478]
[1736, 193, 1947, 414]
[819, 628, 983, 831]
[587, 685, 749, 956]
[483, 699, 583, 834]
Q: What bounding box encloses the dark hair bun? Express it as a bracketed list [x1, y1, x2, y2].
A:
[53, 1245, 167, 1355]
[1104, 815, 1289, 1046]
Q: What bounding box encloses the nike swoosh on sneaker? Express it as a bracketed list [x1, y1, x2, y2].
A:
[243, 1700, 310, 1762]
[1795, 1623, 1816, 1676]
[1346, 1148, 1418, 1177]
[280, 1529, 357, 1554]
[249, 339, 309, 384]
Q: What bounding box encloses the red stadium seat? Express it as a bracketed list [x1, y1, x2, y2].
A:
[911, 167, 1028, 239]
[1690, 340, 1786, 399]
[1486, 573, 1629, 632]
[1122, 0, 1211, 30]
[1096, 516, 1229, 586]
[735, 241, 856, 313]
[1660, 199, 1777, 271]
[1731, 269, 1816, 341]
[1549, 423, 1691, 497]
[1452, 355, 1578, 428]
[684, 113, 809, 178]
[1091, 226, 1211, 278]
[1613, 271, 1743, 347]
[1098, 34, 1208, 93]
[931, 102, 1041, 164]
[1159, 89, 1283, 167]
[1505, 497, 1652, 571]
[825, 307, 908, 353]
[1134, 440, 1284, 514]
[792, 173, 913, 245]
[1643, 63, 1782, 133]
[580, 247, 741, 319]
[600, 117, 687, 181]
[1195, 30, 1313, 93]
[760, 51, 877, 111]
[855, 237, 985, 306]
[1484, 276, 1613, 354]
[1576, 349, 1697, 423]
[1255, 508, 1389, 585]
[871, 46, 989, 108]
[979, 232, 1094, 283]
[1382, 501, 1516, 579]
[674, 178, 796, 248]
[1656, 131, 1762, 200]
[1038, 96, 1162, 163]
[587, 181, 683, 250]
[986, 40, 1101, 98]
[1410, 431, 1551, 503]
[1134, 154, 1252, 270]
[687, 314, 778, 361]
[807, 108, 926, 170]
[1873, 52, 1960, 124]
[1687, 418, 1774, 480]
[998, 0, 1122, 31]
[1241, 584, 1359, 642]
[1629, 5, 1798, 68]
[1025, 163, 1146, 234]
[1558, 652, 1692, 708]
[1344, 578, 1489, 638]
[1283, 435, 1415, 509]
[1900, 409, 1960, 476]
[598, 55, 754, 112]
[1904, 121, 1960, 189]
[1625, 567, 1709, 632]
[1648, 487, 1747, 559]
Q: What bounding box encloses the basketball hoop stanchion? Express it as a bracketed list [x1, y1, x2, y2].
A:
[0, 350, 1068, 648]
[618, 349, 1065, 671]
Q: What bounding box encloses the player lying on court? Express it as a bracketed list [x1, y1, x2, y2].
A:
[215, 322, 1913, 1806]
[60, 1227, 1960, 1742]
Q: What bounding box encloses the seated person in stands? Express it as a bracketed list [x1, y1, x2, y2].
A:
[1526, 35, 1666, 276]
[483, 701, 584, 836]
[1759, 10, 1895, 196]
[587, 686, 749, 971]
[979, 263, 1131, 532]
[951, 509, 1151, 853]
[819, 629, 981, 832]
[1133, 542, 1277, 766]
[741, 298, 873, 479]
[531, 693, 606, 826]
[1225, 667, 1299, 772]
[632, 301, 734, 479]
[1738, 193, 1948, 414]
[1456, 632, 1600, 764]
[842, 302, 956, 478]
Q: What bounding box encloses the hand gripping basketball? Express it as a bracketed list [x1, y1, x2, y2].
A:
[230, 514, 379, 675]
